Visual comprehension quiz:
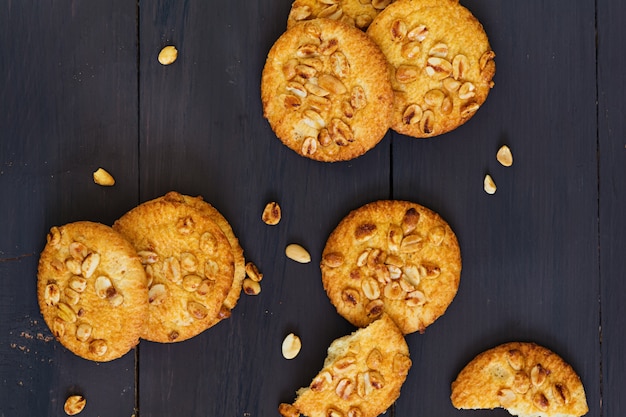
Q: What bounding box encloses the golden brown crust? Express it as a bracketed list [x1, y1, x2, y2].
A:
[37, 221, 148, 362]
[451, 342, 589, 417]
[286, 0, 397, 31]
[366, 0, 496, 138]
[113, 193, 235, 343]
[282, 314, 412, 417]
[261, 18, 393, 162]
[321, 200, 461, 334]
[158, 192, 246, 325]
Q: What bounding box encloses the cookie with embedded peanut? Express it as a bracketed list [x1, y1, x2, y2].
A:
[366, 0, 496, 138]
[451, 342, 589, 417]
[162, 192, 246, 326]
[261, 18, 394, 162]
[321, 200, 461, 334]
[287, 0, 396, 31]
[113, 192, 235, 343]
[279, 314, 412, 417]
[37, 221, 148, 361]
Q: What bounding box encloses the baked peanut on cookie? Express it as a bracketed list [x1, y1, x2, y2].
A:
[287, 0, 396, 31]
[261, 18, 394, 162]
[37, 221, 148, 362]
[321, 200, 461, 334]
[451, 342, 589, 417]
[113, 192, 237, 343]
[366, 0, 496, 138]
[279, 314, 412, 417]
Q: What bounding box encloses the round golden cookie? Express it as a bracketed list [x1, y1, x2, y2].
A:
[279, 314, 412, 417]
[451, 342, 589, 417]
[321, 200, 461, 334]
[152, 191, 246, 327]
[287, 0, 397, 31]
[37, 221, 148, 362]
[261, 18, 394, 162]
[113, 193, 235, 343]
[366, 0, 496, 138]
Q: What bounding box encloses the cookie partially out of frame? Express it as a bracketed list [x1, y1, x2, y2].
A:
[287, 0, 396, 31]
[261, 18, 394, 162]
[113, 192, 235, 343]
[451, 342, 589, 417]
[366, 0, 496, 138]
[37, 221, 148, 362]
[279, 314, 412, 417]
[321, 200, 461, 334]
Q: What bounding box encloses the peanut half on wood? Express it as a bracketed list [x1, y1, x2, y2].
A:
[93, 168, 115, 186]
[484, 174, 497, 194]
[285, 244, 311, 263]
[282, 333, 302, 359]
[497, 145, 513, 167]
[158, 45, 178, 65]
[262, 201, 281, 225]
[64, 395, 86, 415]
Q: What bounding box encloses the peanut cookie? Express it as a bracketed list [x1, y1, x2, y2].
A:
[287, 0, 396, 31]
[161, 192, 246, 326]
[261, 18, 394, 162]
[321, 200, 461, 334]
[37, 221, 148, 361]
[113, 193, 235, 343]
[279, 314, 412, 417]
[366, 0, 496, 138]
[451, 342, 589, 417]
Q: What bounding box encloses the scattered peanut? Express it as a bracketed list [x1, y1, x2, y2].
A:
[285, 243, 311, 263]
[497, 145, 514, 167]
[484, 174, 497, 194]
[92, 168, 115, 186]
[242, 278, 261, 296]
[245, 261, 263, 282]
[64, 395, 86, 415]
[158, 45, 178, 65]
[282, 333, 302, 359]
[262, 201, 282, 225]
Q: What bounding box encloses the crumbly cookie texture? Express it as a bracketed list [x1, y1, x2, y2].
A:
[451, 342, 589, 417]
[113, 192, 236, 343]
[167, 192, 246, 326]
[262, 18, 393, 162]
[279, 314, 412, 417]
[366, 0, 496, 138]
[287, 0, 397, 31]
[37, 221, 148, 362]
[321, 200, 461, 334]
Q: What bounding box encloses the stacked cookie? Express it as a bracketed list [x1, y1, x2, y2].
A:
[37, 191, 245, 361]
[261, 0, 496, 162]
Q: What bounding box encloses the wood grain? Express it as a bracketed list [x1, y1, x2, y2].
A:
[0, 1, 621, 417]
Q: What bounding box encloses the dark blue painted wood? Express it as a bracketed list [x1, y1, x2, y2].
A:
[1, 0, 623, 416]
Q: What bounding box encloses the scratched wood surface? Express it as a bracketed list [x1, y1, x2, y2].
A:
[0, 1, 622, 417]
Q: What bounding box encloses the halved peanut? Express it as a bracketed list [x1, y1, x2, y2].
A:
[484, 174, 497, 194]
[93, 167, 115, 186]
[64, 395, 86, 415]
[282, 333, 302, 359]
[243, 278, 261, 295]
[158, 45, 178, 65]
[497, 145, 514, 167]
[262, 202, 281, 225]
[285, 244, 311, 263]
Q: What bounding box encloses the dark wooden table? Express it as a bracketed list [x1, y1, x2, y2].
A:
[1, 1, 624, 416]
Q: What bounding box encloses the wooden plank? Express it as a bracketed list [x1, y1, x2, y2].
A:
[0, 1, 138, 416]
[391, 1, 600, 416]
[598, 1, 626, 417]
[137, 1, 391, 415]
